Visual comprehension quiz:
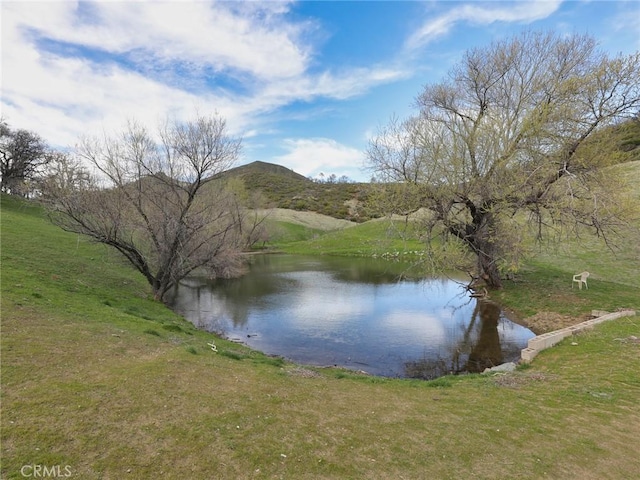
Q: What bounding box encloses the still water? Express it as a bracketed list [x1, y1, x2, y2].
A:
[170, 254, 535, 379]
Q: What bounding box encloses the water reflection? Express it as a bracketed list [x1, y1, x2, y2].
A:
[169, 254, 534, 379]
[403, 300, 522, 379]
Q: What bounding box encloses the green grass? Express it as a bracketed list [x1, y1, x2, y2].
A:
[263, 219, 328, 245]
[277, 218, 425, 257]
[493, 261, 640, 319]
[2, 193, 640, 479]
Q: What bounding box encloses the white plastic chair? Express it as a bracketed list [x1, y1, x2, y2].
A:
[572, 271, 589, 290]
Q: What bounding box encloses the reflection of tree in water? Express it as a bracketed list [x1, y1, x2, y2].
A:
[404, 300, 520, 380]
[169, 271, 290, 330]
[171, 255, 427, 330]
[327, 257, 424, 285]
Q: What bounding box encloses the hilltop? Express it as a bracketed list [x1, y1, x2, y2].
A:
[214, 160, 373, 222]
[217, 160, 310, 182]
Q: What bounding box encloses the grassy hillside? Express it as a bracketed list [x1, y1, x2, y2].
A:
[278, 217, 424, 257]
[2, 194, 640, 479]
[214, 160, 373, 221]
[577, 117, 640, 165]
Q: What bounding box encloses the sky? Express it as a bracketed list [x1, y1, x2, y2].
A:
[2, 1, 639, 182]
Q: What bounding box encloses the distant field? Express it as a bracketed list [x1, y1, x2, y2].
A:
[275, 216, 426, 257]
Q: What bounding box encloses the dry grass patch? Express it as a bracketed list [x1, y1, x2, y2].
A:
[491, 371, 556, 389]
[524, 311, 588, 334]
[284, 366, 323, 378]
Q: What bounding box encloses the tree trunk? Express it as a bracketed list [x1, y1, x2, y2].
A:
[465, 300, 503, 371]
[461, 209, 504, 289]
[476, 241, 502, 289]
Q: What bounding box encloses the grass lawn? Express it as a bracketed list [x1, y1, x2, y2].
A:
[277, 217, 426, 257]
[2, 194, 640, 479]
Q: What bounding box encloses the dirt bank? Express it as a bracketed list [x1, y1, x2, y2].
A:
[257, 208, 356, 231]
[524, 311, 595, 334]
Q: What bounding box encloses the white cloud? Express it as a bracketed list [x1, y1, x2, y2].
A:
[285, 274, 374, 328]
[274, 138, 367, 180]
[1, 1, 406, 151]
[246, 66, 408, 125]
[5, 1, 310, 81]
[406, 0, 563, 50]
[380, 310, 447, 344]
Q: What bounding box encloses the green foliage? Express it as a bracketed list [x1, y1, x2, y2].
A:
[256, 356, 285, 368]
[0, 122, 49, 196]
[425, 376, 455, 388]
[219, 350, 245, 361]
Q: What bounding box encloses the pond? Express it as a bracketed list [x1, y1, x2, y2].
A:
[169, 254, 535, 379]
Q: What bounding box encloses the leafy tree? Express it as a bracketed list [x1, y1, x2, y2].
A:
[367, 32, 640, 288]
[0, 121, 49, 196]
[44, 114, 243, 302]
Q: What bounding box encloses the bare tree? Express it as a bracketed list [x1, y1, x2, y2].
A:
[39, 152, 92, 194]
[0, 120, 49, 196]
[44, 114, 243, 302]
[223, 177, 271, 249]
[367, 32, 640, 288]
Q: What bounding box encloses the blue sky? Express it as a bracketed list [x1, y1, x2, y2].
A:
[2, 1, 639, 181]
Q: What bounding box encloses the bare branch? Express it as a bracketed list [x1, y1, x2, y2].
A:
[42, 113, 244, 302]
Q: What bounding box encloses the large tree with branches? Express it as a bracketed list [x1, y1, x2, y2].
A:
[0, 121, 49, 196]
[44, 114, 244, 302]
[367, 31, 640, 288]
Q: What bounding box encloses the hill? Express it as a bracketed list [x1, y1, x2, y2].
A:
[211, 119, 640, 224]
[214, 160, 374, 222]
[218, 160, 310, 182]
